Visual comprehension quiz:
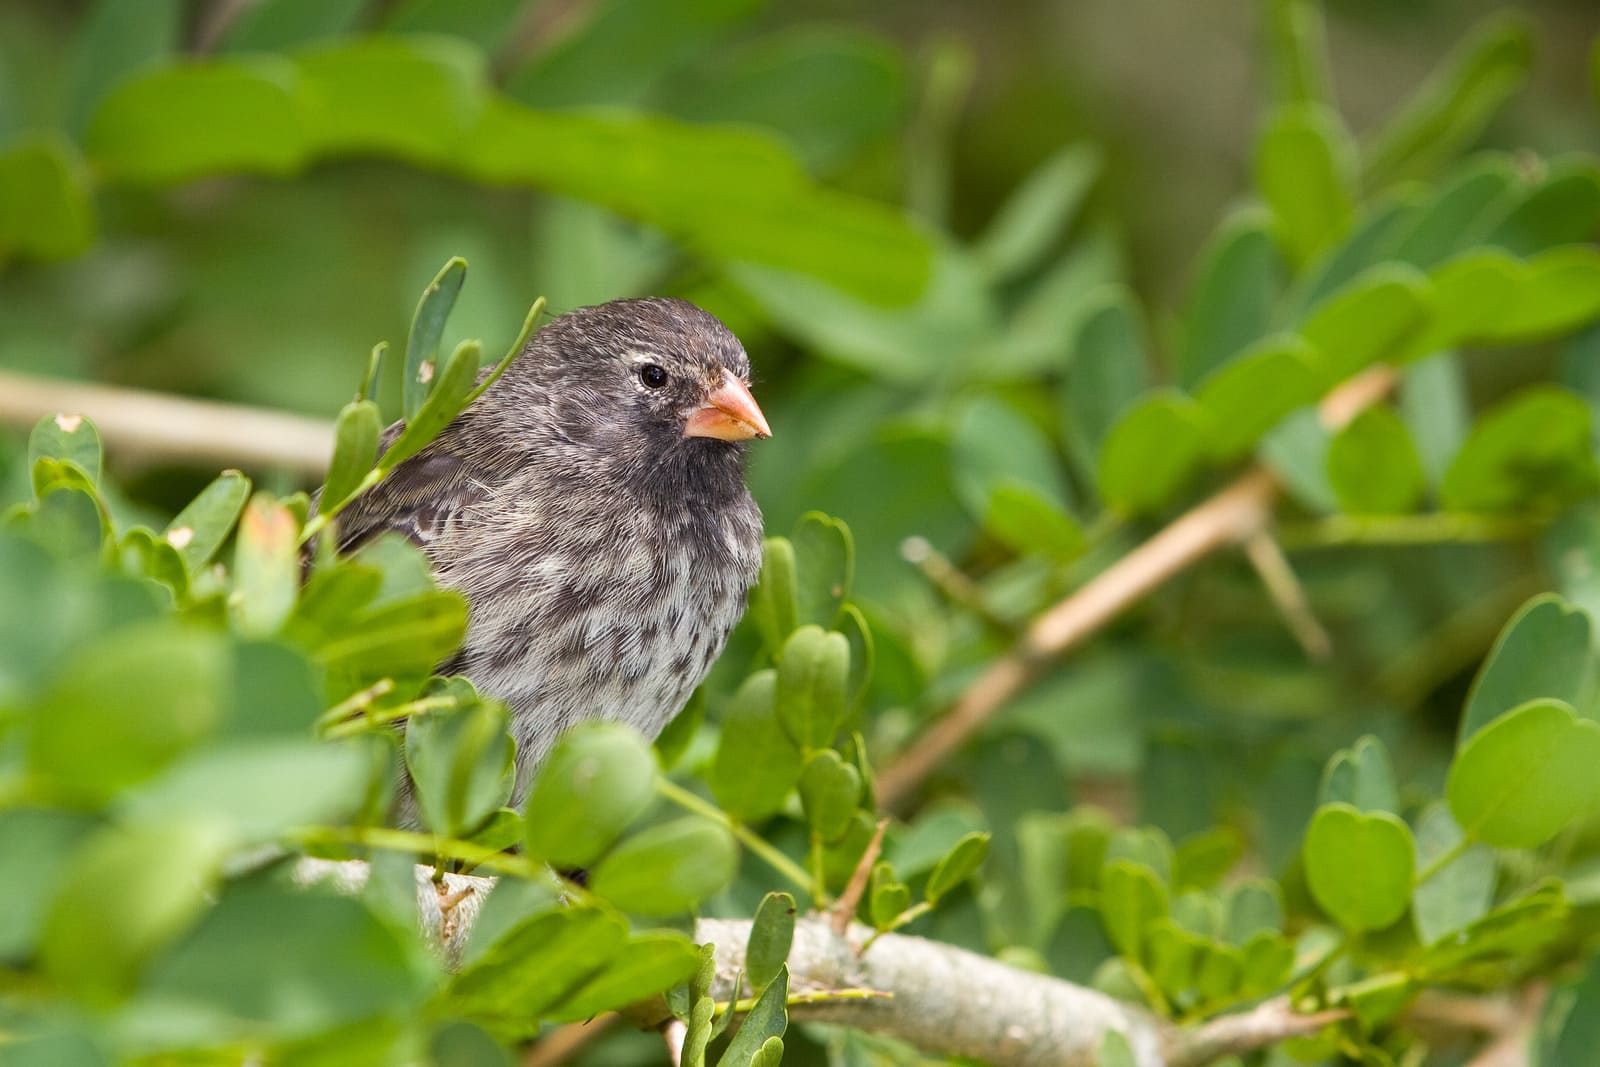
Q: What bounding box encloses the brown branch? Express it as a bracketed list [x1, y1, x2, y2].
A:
[1242, 531, 1332, 662]
[521, 1015, 618, 1067]
[0, 370, 334, 477]
[876, 367, 1396, 811]
[293, 859, 1373, 1067]
[831, 818, 888, 936]
[1165, 998, 1347, 1067]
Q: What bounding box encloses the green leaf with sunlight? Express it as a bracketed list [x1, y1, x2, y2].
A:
[1460, 594, 1593, 747]
[1303, 803, 1414, 932]
[1326, 408, 1426, 515]
[1448, 699, 1600, 849]
[1255, 103, 1356, 270]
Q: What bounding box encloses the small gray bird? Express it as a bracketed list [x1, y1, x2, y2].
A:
[334, 297, 770, 792]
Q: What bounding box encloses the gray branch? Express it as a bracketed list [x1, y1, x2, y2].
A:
[295, 860, 1342, 1067]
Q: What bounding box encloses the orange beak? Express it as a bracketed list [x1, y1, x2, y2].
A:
[683, 369, 772, 441]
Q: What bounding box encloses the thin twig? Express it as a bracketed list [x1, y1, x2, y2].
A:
[876, 367, 1396, 812]
[1165, 997, 1349, 1067]
[1243, 531, 1332, 662]
[521, 1014, 619, 1067]
[831, 818, 888, 937]
[1462, 983, 1546, 1067]
[0, 370, 333, 476]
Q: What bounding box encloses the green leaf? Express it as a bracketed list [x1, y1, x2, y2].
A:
[1319, 735, 1400, 814]
[66, 0, 182, 134]
[745, 893, 797, 993]
[1299, 264, 1432, 383]
[711, 669, 804, 820]
[315, 589, 468, 685]
[1098, 1031, 1137, 1067]
[869, 864, 911, 930]
[402, 257, 468, 423]
[549, 933, 702, 1023]
[1400, 352, 1470, 484]
[790, 512, 852, 630]
[590, 816, 739, 916]
[165, 471, 252, 575]
[1483, 161, 1600, 258]
[774, 625, 850, 751]
[118, 528, 188, 598]
[655, 687, 706, 772]
[972, 143, 1101, 283]
[1326, 407, 1426, 515]
[465, 103, 931, 306]
[41, 820, 230, 1002]
[1387, 156, 1519, 269]
[323, 399, 381, 511]
[925, 831, 990, 904]
[1176, 210, 1281, 388]
[1223, 880, 1285, 945]
[1363, 13, 1534, 188]
[1303, 803, 1415, 932]
[231, 493, 300, 636]
[1255, 102, 1356, 270]
[1440, 385, 1599, 513]
[1414, 885, 1568, 979]
[120, 739, 369, 848]
[523, 723, 657, 868]
[406, 700, 516, 841]
[1097, 391, 1208, 514]
[1461, 593, 1593, 747]
[1099, 860, 1168, 959]
[748, 538, 799, 653]
[984, 484, 1084, 562]
[448, 907, 625, 1020]
[1061, 287, 1150, 478]
[220, 0, 368, 52]
[1412, 802, 1495, 945]
[716, 965, 788, 1067]
[1447, 698, 1600, 849]
[382, 0, 526, 49]
[0, 136, 95, 262]
[1193, 333, 1321, 460]
[142, 878, 434, 1037]
[505, 0, 756, 109]
[87, 57, 307, 182]
[836, 604, 874, 709]
[0, 810, 96, 961]
[29, 413, 102, 487]
[1477, 246, 1600, 344]
[1239, 932, 1295, 996]
[951, 394, 1072, 524]
[28, 623, 227, 804]
[798, 750, 861, 843]
[1265, 0, 1333, 106]
[384, 338, 482, 470]
[666, 27, 907, 174]
[1174, 827, 1244, 891]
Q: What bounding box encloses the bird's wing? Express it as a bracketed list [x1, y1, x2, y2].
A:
[330, 427, 492, 555]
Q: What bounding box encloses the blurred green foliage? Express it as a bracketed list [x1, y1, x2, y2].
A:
[9, 0, 1600, 1064]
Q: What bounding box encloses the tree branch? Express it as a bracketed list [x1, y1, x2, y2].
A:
[294, 859, 1344, 1067]
[876, 367, 1398, 811]
[0, 370, 334, 477]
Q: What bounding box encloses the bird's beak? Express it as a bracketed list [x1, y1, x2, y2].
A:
[683, 369, 772, 441]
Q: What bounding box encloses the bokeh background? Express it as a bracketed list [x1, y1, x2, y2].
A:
[4, 0, 1600, 884]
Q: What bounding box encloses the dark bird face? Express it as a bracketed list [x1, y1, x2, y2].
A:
[492, 297, 770, 473]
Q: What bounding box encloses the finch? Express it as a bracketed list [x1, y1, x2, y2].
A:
[333, 297, 770, 793]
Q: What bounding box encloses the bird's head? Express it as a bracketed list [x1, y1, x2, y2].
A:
[494, 298, 770, 472]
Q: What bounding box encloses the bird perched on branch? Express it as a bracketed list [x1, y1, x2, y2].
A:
[334, 297, 770, 792]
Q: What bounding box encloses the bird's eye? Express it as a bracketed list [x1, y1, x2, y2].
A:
[639, 363, 669, 389]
